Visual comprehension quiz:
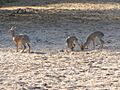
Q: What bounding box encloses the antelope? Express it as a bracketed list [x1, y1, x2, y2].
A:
[66, 36, 80, 51]
[9, 26, 31, 53]
[82, 31, 105, 50]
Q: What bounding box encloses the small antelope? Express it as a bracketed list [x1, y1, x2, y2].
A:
[82, 31, 105, 50]
[66, 36, 80, 51]
[9, 26, 31, 53]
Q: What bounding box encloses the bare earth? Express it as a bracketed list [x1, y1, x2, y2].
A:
[0, 2, 120, 90]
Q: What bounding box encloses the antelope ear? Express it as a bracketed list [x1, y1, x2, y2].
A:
[11, 26, 14, 29]
[9, 26, 13, 31]
[13, 26, 16, 29]
[10, 26, 15, 29]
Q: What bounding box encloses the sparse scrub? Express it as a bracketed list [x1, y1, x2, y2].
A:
[0, 0, 17, 5]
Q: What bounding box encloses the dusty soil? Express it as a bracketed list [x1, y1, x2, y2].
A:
[0, 2, 120, 90]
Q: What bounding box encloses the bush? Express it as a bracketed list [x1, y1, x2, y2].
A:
[0, 0, 17, 5]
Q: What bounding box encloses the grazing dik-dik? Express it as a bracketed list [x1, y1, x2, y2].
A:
[9, 26, 31, 53]
[66, 36, 80, 51]
[82, 31, 104, 50]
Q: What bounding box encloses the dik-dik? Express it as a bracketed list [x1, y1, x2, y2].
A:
[9, 26, 31, 53]
[81, 31, 105, 50]
[66, 36, 80, 51]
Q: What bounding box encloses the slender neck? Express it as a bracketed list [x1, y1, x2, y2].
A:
[84, 38, 90, 48]
[84, 42, 87, 47]
[76, 40, 80, 46]
[11, 30, 15, 38]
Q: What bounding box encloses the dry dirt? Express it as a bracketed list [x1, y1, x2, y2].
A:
[0, 2, 120, 90]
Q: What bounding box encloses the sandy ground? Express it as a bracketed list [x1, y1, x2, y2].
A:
[0, 2, 120, 90]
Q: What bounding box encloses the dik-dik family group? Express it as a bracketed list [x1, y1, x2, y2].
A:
[9, 26, 105, 53]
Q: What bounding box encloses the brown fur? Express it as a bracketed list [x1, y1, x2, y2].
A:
[10, 26, 31, 53]
[83, 31, 104, 50]
[66, 36, 80, 51]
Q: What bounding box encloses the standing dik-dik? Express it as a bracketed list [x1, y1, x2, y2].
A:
[9, 26, 31, 53]
[81, 31, 105, 50]
[66, 36, 80, 51]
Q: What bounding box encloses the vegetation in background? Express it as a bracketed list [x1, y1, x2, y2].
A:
[0, 0, 17, 5]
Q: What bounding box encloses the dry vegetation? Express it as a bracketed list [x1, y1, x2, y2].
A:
[0, 1, 120, 90]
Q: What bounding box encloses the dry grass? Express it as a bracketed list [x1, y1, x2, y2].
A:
[0, 2, 120, 90]
[0, 2, 120, 22]
[0, 3, 120, 10]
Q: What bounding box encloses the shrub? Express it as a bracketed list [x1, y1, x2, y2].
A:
[0, 0, 17, 5]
